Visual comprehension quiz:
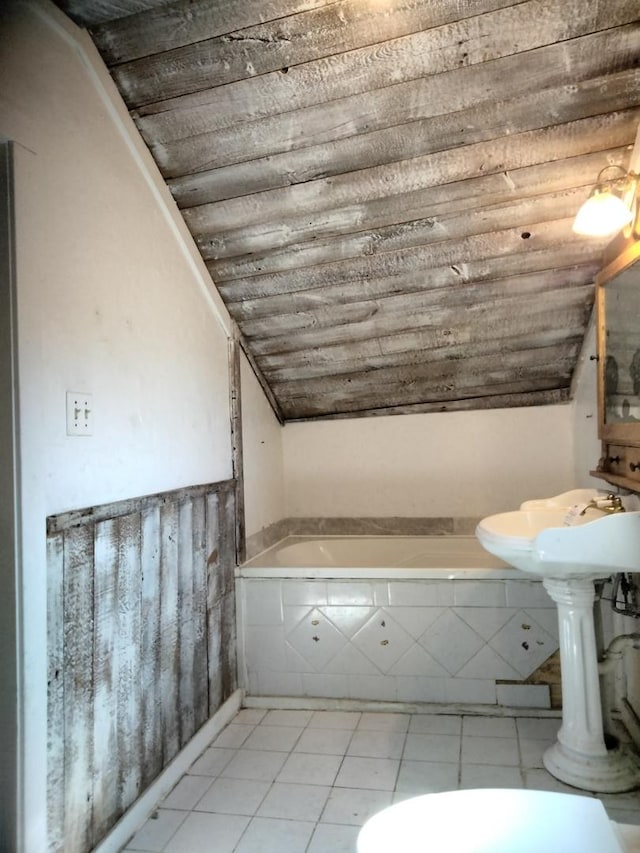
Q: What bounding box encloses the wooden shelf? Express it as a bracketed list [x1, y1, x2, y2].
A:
[590, 470, 640, 493]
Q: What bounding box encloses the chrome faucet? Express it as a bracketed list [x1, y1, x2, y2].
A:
[580, 493, 625, 515]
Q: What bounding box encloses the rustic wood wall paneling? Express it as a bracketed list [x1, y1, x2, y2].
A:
[47, 481, 237, 853]
[139, 505, 163, 789]
[62, 526, 95, 852]
[46, 533, 65, 853]
[91, 518, 119, 842]
[228, 325, 246, 565]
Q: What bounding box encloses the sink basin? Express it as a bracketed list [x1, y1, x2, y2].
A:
[519, 488, 601, 511]
[476, 508, 640, 579]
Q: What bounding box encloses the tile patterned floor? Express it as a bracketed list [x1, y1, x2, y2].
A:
[122, 709, 640, 853]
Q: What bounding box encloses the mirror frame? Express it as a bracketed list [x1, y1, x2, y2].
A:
[596, 230, 640, 463]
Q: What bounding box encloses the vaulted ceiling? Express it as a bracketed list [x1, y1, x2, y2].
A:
[54, 0, 640, 421]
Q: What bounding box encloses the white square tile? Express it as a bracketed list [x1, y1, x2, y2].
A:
[220, 749, 288, 782]
[257, 781, 331, 821]
[320, 787, 393, 825]
[320, 605, 376, 637]
[516, 717, 561, 740]
[244, 626, 287, 671]
[282, 580, 328, 606]
[488, 611, 557, 678]
[294, 727, 353, 755]
[277, 751, 343, 786]
[461, 735, 520, 766]
[327, 582, 374, 605]
[261, 709, 314, 727]
[233, 709, 267, 725]
[307, 822, 361, 853]
[302, 672, 350, 698]
[453, 606, 516, 641]
[163, 812, 250, 853]
[444, 677, 496, 704]
[256, 669, 304, 695]
[523, 607, 559, 640]
[211, 724, 254, 749]
[241, 725, 304, 752]
[395, 760, 459, 795]
[243, 581, 283, 626]
[462, 716, 517, 738]
[373, 582, 389, 606]
[460, 764, 523, 789]
[194, 778, 270, 815]
[161, 775, 213, 810]
[523, 768, 583, 794]
[234, 816, 315, 853]
[334, 756, 400, 790]
[453, 580, 505, 607]
[388, 581, 453, 606]
[519, 737, 552, 769]
[408, 715, 462, 736]
[419, 611, 484, 675]
[188, 747, 236, 777]
[395, 675, 446, 703]
[505, 580, 552, 608]
[403, 733, 461, 763]
[287, 608, 347, 670]
[125, 809, 186, 851]
[351, 611, 414, 673]
[320, 643, 380, 676]
[497, 683, 550, 709]
[309, 710, 361, 730]
[283, 605, 313, 633]
[358, 712, 410, 733]
[388, 644, 448, 677]
[384, 606, 445, 639]
[347, 730, 406, 759]
[456, 645, 522, 680]
[348, 674, 398, 702]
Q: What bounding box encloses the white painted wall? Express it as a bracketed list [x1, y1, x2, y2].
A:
[283, 404, 575, 518]
[241, 352, 285, 538]
[1, 3, 233, 849]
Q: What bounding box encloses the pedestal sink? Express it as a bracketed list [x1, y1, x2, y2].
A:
[476, 498, 640, 793]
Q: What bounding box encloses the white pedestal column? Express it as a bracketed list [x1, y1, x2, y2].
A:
[542, 576, 640, 793]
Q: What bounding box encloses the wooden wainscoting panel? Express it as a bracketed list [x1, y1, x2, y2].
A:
[46, 480, 237, 853]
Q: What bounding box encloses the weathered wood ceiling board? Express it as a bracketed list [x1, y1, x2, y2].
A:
[59, 0, 640, 420]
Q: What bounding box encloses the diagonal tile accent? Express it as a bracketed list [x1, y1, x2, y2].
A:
[418, 611, 484, 675]
[287, 609, 347, 671]
[319, 605, 376, 638]
[388, 644, 449, 678]
[488, 611, 558, 678]
[381, 606, 445, 639]
[453, 606, 517, 641]
[456, 645, 522, 681]
[351, 610, 414, 674]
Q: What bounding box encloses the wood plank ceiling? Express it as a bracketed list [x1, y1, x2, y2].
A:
[55, 0, 640, 421]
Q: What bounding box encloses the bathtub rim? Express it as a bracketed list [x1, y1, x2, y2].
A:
[237, 534, 523, 581]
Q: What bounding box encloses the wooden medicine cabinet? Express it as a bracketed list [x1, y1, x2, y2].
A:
[592, 230, 640, 491]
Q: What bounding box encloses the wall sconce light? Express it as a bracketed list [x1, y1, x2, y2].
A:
[572, 164, 638, 237]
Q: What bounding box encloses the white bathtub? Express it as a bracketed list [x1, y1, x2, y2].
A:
[237, 534, 557, 707]
[239, 534, 515, 579]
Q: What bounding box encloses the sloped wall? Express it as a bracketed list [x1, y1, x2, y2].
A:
[0, 2, 234, 850]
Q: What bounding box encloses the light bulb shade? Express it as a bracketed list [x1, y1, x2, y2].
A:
[572, 187, 633, 237]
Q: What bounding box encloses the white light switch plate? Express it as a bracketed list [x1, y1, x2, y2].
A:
[66, 391, 93, 436]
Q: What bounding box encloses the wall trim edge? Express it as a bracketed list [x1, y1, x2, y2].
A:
[92, 688, 244, 853]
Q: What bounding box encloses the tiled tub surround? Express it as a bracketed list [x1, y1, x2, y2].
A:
[237, 536, 558, 707]
[244, 517, 480, 561]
